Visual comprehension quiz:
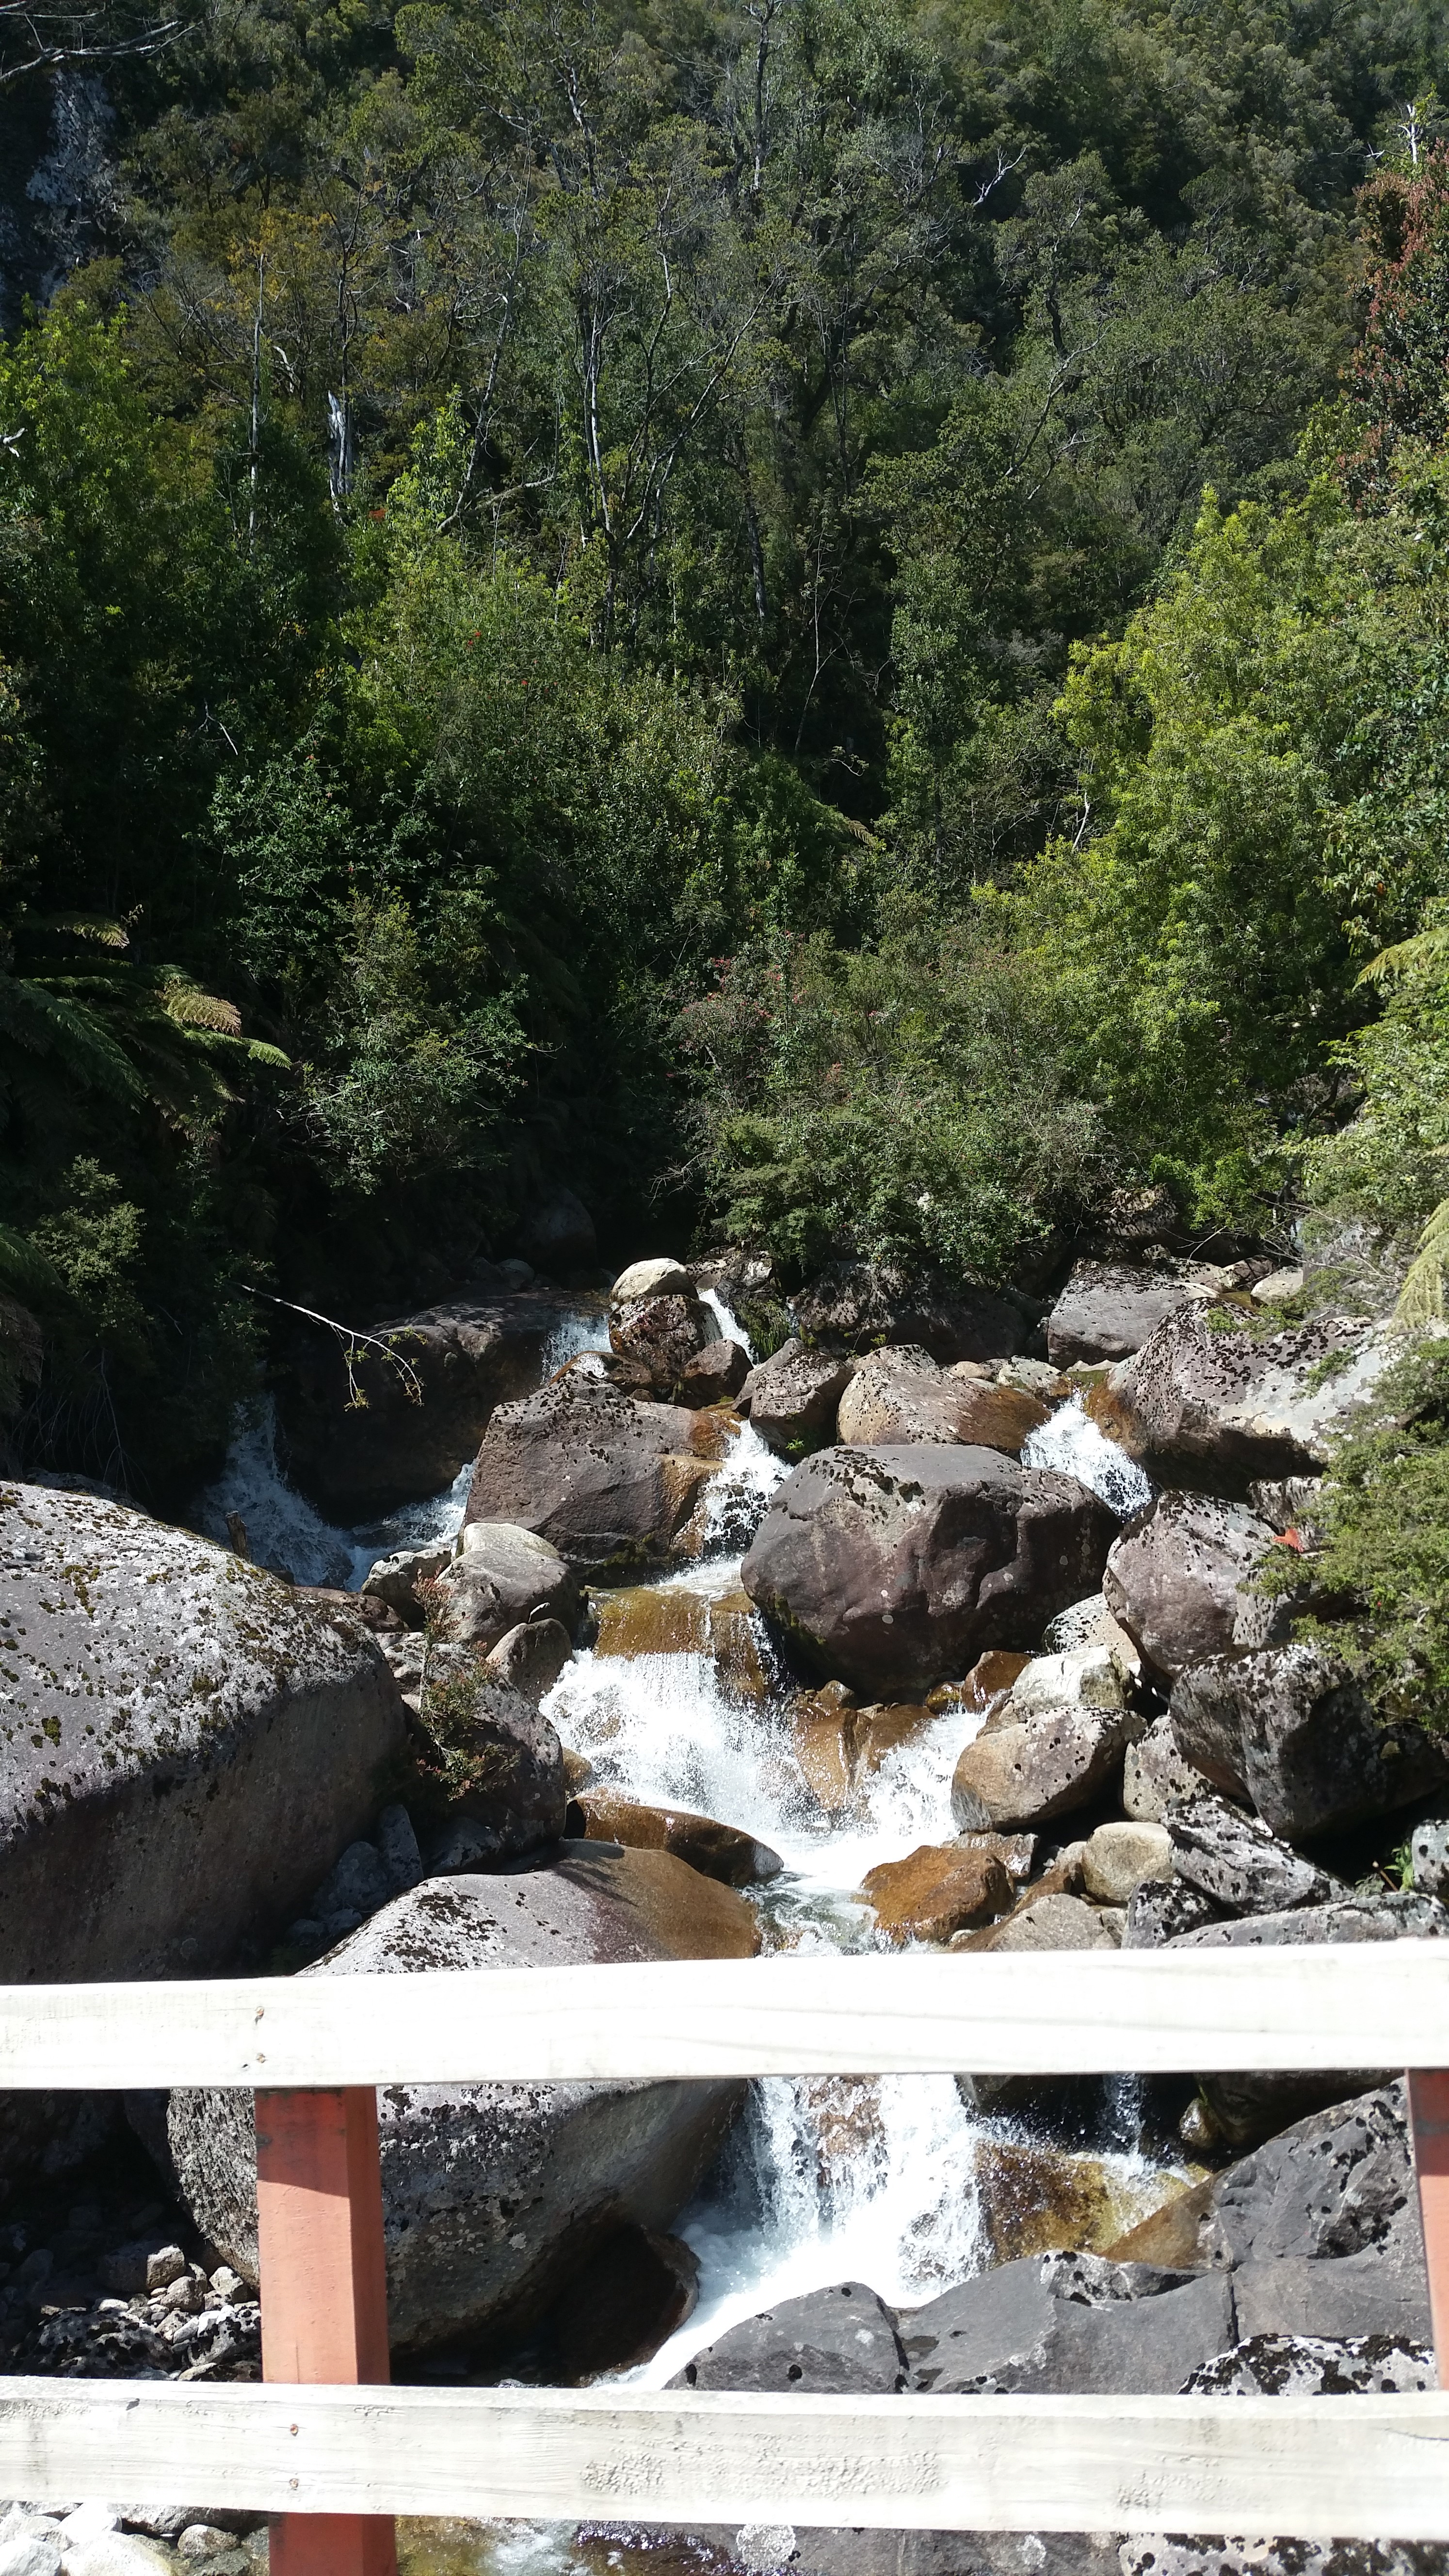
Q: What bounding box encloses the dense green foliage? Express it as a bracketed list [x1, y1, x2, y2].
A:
[7, 0, 1449, 1495]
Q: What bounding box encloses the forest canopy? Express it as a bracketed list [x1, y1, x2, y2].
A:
[4, 0, 1449, 1495]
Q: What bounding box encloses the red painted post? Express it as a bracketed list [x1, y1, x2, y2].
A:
[255, 2087, 397, 2576]
[1406, 2070, 1449, 2386]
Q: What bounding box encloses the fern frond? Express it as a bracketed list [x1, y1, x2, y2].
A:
[244, 1040, 292, 1068]
[0, 1225, 61, 1297]
[1395, 1195, 1449, 1325]
[0, 975, 145, 1097]
[1358, 922, 1449, 988]
[31, 915, 129, 950]
[158, 982, 242, 1036]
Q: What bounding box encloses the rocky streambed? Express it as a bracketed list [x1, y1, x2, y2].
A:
[1, 1248, 1447, 2576]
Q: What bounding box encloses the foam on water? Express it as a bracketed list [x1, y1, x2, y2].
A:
[540, 1304, 611, 1375]
[632, 2066, 988, 2386]
[1022, 1392, 1153, 1517]
[700, 1285, 756, 1358]
[192, 1398, 473, 1589]
[699, 1418, 789, 1552]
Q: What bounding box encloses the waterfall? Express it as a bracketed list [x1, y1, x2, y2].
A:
[1022, 1393, 1153, 1518]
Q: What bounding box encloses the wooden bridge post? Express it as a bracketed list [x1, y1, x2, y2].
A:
[1407, 2071, 1449, 2386]
[255, 2086, 397, 2576]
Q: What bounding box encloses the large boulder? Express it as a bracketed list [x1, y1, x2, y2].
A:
[1103, 1492, 1285, 1680]
[902, 2249, 1236, 2394]
[1116, 2084, 1433, 2345]
[0, 1481, 405, 2179]
[741, 1447, 1116, 1697]
[1166, 1788, 1335, 1915]
[430, 1521, 581, 1647]
[1046, 1263, 1214, 1368]
[859, 1841, 1013, 1944]
[670, 2283, 906, 2393]
[164, 1850, 756, 2357]
[609, 1262, 715, 1394]
[676, 1339, 751, 1408]
[464, 1373, 728, 1576]
[950, 1646, 1137, 1832]
[409, 1667, 568, 1869]
[737, 1340, 853, 1454]
[790, 1262, 1027, 1362]
[1169, 1643, 1449, 1840]
[836, 1349, 1046, 1453]
[274, 1280, 604, 1516]
[1090, 1305, 1404, 1494]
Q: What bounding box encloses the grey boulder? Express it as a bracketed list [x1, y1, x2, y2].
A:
[1092, 1305, 1404, 1493]
[669, 2283, 906, 2392]
[902, 2249, 1235, 2394]
[1046, 1263, 1211, 1368]
[1122, 1712, 1211, 1820]
[1166, 1790, 1336, 1916]
[1103, 1492, 1285, 1679]
[0, 1482, 404, 2180]
[741, 1446, 1116, 1697]
[1183, 2332, 1433, 2395]
[433, 1521, 580, 1647]
[1170, 1644, 1449, 1839]
[165, 1852, 753, 2356]
[737, 1341, 853, 1454]
[411, 1668, 567, 1867]
[464, 1375, 727, 1576]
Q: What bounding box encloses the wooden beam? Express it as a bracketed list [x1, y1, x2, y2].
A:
[256, 2089, 396, 2576]
[0, 1948, 1444, 2090]
[1408, 2069, 1449, 2388]
[0, 2382, 1444, 2539]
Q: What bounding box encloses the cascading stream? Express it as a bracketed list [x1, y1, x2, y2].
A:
[195, 1316, 1180, 2399]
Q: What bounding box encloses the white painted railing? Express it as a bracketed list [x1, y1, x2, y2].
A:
[0, 1949, 1445, 2561]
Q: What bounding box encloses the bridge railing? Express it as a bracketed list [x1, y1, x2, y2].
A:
[0, 1948, 1446, 2575]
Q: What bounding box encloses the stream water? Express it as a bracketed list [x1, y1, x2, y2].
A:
[195, 1310, 1182, 2566]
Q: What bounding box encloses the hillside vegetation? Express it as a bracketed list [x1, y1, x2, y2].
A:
[4, 0, 1449, 1497]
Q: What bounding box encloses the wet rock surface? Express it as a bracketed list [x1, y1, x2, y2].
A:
[464, 1374, 727, 1574]
[741, 1446, 1116, 1696]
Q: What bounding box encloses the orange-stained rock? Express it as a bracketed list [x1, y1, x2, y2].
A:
[792, 1705, 857, 1809]
[860, 1841, 1012, 1945]
[572, 1788, 781, 1888]
[972, 2134, 1195, 2265]
[593, 1580, 775, 1700]
[852, 1704, 936, 1775]
[836, 1349, 1048, 1454]
[582, 1842, 762, 1957]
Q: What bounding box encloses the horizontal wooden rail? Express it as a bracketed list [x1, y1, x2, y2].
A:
[0, 2382, 1446, 2540]
[0, 1946, 1445, 2089]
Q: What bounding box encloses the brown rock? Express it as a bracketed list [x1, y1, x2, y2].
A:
[837, 1349, 1047, 1453]
[974, 2136, 1202, 2266]
[676, 1339, 751, 1407]
[955, 1650, 1035, 1712]
[860, 1843, 1013, 1944]
[737, 1340, 854, 1454]
[852, 1704, 936, 1775]
[611, 1292, 712, 1392]
[481, 1617, 574, 1705]
[792, 1703, 858, 1809]
[593, 1581, 774, 1702]
[602, 1843, 763, 1957]
[1102, 2179, 1215, 2270]
[573, 1789, 782, 1887]
[465, 1373, 728, 1576]
[741, 1445, 1116, 1698]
